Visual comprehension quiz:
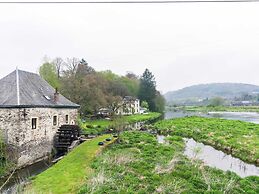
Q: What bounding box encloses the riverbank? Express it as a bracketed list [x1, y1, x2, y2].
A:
[177, 106, 259, 113]
[78, 131, 258, 193]
[154, 116, 259, 165]
[28, 134, 116, 194]
[80, 112, 161, 135]
[0, 141, 15, 178]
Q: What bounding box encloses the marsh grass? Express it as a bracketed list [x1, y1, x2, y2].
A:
[182, 106, 259, 113]
[154, 116, 259, 164]
[79, 131, 258, 194]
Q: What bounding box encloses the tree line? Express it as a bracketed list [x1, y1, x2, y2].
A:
[39, 57, 165, 115]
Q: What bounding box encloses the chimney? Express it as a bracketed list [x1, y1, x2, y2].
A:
[54, 88, 59, 103]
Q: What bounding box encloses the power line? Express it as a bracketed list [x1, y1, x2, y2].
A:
[0, 0, 259, 4]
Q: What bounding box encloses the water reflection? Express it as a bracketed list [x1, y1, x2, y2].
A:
[184, 138, 259, 178]
[208, 112, 259, 124]
[157, 135, 165, 144]
[1, 160, 50, 193]
[165, 110, 259, 124]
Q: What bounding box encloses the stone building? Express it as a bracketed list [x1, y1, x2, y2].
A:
[0, 69, 79, 167]
[116, 96, 140, 115]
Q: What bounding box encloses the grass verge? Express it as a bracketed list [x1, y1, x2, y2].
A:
[30, 134, 116, 194]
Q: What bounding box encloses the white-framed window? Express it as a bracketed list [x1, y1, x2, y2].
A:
[53, 115, 58, 126]
[32, 117, 38, 129]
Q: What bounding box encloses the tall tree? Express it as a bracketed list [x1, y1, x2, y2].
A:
[52, 57, 63, 79]
[39, 62, 60, 89]
[63, 57, 80, 76]
[76, 58, 95, 77]
[154, 92, 166, 113]
[138, 69, 157, 111]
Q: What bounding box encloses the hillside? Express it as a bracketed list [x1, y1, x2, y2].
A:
[165, 83, 259, 104]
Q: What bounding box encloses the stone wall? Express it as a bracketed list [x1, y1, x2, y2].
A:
[0, 107, 78, 167]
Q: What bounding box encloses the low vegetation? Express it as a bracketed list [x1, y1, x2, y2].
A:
[79, 131, 259, 193]
[30, 134, 116, 194]
[79, 112, 161, 135]
[0, 134, 14, 178]
[155, 116, 259, 164]
[180, 106, 259, 113]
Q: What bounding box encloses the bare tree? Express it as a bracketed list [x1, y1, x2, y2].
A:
[107, 96, 123, 115]
[63, 57, 80, 76]
[52, 57, 64, 79]
[126, 71, 138, 79]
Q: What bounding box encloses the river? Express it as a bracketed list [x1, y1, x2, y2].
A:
[162, 110, 259, 178]
[165, 110, 259, 124]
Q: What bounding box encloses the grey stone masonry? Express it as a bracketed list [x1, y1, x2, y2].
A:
[0, 107, 78, 167]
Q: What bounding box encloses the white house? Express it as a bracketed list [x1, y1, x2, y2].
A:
[116, 96, 140, 115]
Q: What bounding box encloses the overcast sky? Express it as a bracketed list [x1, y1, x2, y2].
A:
[1, 1, 259, 93]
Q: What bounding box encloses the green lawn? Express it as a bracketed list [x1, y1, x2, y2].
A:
[30, 134, 116, 194]
[79, 131, 259, 193]
[80, 112, 161, 135]
[154, 116, 259, 164]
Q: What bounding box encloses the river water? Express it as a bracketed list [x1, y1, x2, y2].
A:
[165, 110, 259, 124]
[1, 160, 50, 193]
[157, 133, 259, 178]
[162, 110, 259, 178]
[184, 138, 259, 178]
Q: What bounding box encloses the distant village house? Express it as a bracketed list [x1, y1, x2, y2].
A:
[0, 69, 79, 167]
[116, 96, 140, 115]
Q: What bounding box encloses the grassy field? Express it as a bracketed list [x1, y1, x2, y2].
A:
[80, 112, 161, 135]
[30, 134, 116, 194]
[79, 131, 259, 194]
[181, 106, 259, 113]
[154, 116, 259, 164]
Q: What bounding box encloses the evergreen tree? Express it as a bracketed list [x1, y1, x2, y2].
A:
[138, 69, 157, 111]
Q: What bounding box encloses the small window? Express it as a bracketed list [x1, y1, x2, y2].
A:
[32, 118, 37, 129]
[53, 116, 58, 126]
[44, 95, 51, 100]
[65, 115, 69, 124]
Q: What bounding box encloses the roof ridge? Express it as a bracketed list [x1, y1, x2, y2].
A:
[0, 69, 80, 108]
[16, 67, 20, 105]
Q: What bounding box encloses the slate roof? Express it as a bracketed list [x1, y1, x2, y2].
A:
[123, 96, 139, 102]
[0, 69, 80, 108]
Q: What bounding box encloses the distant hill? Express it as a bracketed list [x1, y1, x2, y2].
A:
[165, 83, 259, 104]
